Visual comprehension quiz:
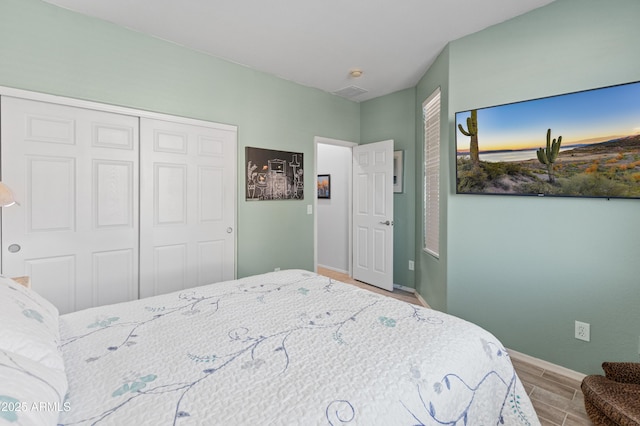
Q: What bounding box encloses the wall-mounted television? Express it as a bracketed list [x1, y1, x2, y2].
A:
[455, 80, 640, 199]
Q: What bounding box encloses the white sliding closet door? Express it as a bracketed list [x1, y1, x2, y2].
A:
[139, 118, 236, 298]
[1, 96, 139, 314]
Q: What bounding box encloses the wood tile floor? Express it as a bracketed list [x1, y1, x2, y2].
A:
[317, 267, 425, 306]
[511, 357, 593, 425]
[316, 267, 594, 426]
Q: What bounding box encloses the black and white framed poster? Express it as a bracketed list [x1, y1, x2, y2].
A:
[246, 147, 304, 200]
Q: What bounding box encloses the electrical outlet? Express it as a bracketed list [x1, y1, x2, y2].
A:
[408, 260, 414, 271]
[575, 321, 590, 342]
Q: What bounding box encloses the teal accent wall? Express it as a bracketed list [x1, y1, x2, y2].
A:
[0, 0, 360, 278]
[361, 88, 417, 288]
[414, 47, 450, 312]
[446, 0, 640, 374]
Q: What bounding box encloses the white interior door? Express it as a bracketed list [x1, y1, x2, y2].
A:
[352, 140, 394, 291]
[1, 96, 139, 314]
[139, 118, 236, 298]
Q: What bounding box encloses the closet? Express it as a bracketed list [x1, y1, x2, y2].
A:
[0, 92, 236, 314]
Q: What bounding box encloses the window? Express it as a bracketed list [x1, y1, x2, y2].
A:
[423, 88, 441, 258]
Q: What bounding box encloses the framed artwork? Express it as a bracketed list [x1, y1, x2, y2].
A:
[246, 147, 304, 200]
[317, 174, 330, 199]
[393, 150, 404, 193]
[455, 80, 640, 199]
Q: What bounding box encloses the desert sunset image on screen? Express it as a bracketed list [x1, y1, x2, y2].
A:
[455, 80, 640, 199]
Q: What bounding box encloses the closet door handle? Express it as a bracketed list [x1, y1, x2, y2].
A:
[8, 244, 21, 253]
[226, 227, 233, 234]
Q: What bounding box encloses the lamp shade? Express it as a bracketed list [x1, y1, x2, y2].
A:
[0, 182, 18, 207]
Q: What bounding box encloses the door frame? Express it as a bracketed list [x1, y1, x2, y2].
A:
[313, 136, 357, 276]
[0, 85, 238, 279]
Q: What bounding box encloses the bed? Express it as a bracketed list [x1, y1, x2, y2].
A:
[1, 269, 540, 425]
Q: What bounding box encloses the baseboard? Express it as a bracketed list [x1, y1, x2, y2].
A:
[392, 283, 414, 293]
[414, 292, 431, 309]
[391, 284, 432, 308]
[508, 348, 586, 382]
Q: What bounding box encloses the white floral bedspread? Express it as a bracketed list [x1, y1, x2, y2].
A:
[57, 269, 539, 425]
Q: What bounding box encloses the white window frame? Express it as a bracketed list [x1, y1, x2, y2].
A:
[423, 88, 441, 258]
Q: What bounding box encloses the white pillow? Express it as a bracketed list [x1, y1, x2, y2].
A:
[0, 275, 65, 371]
[0, 349, 68, 425]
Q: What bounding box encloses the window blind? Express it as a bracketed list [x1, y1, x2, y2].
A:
[423, 88, 441, 258]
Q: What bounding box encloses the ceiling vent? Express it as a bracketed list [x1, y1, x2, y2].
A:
[333, 85, 368, 100]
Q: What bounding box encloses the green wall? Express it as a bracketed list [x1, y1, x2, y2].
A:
[360, 88, 416, 288]
[446, 0, 640, 374]
[0, 0, 360, 278]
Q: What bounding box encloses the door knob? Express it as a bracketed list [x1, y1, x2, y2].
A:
[8, 244, 21, 253]
[379, 220, 393, 226]
[226, 227, 233, 233]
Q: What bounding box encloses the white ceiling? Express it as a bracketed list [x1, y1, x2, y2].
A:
[43, 0, 555, 102]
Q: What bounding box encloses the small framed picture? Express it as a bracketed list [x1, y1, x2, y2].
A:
[394, 150, 404, 193]
[317, 174, 331, 199]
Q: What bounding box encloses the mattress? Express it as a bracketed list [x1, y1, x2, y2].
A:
[55, 269, 539, 425]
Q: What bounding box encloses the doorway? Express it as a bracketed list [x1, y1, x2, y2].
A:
[314, 137, 356, 275]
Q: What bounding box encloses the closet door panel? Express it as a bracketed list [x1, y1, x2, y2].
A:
[155, 163, 187, 225]
[198, 240, 224, 285]
[93, 249, 135, 307]
[199, 166, 224, 222]
[1, 97, 139, 314]
[27, 156, 76, 232]
[94, 160, 134, 228]
[24, 255, 76, 315]
[139, 118, 236, 299]
[153, 244, 187, 295]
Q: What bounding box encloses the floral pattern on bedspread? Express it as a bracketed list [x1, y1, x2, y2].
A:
[57, 270, 539, 425]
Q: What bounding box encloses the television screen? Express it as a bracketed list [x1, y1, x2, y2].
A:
[455, 80, 640, 199]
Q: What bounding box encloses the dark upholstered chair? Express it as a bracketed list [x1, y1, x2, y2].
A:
[581, 362, 640, 425]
